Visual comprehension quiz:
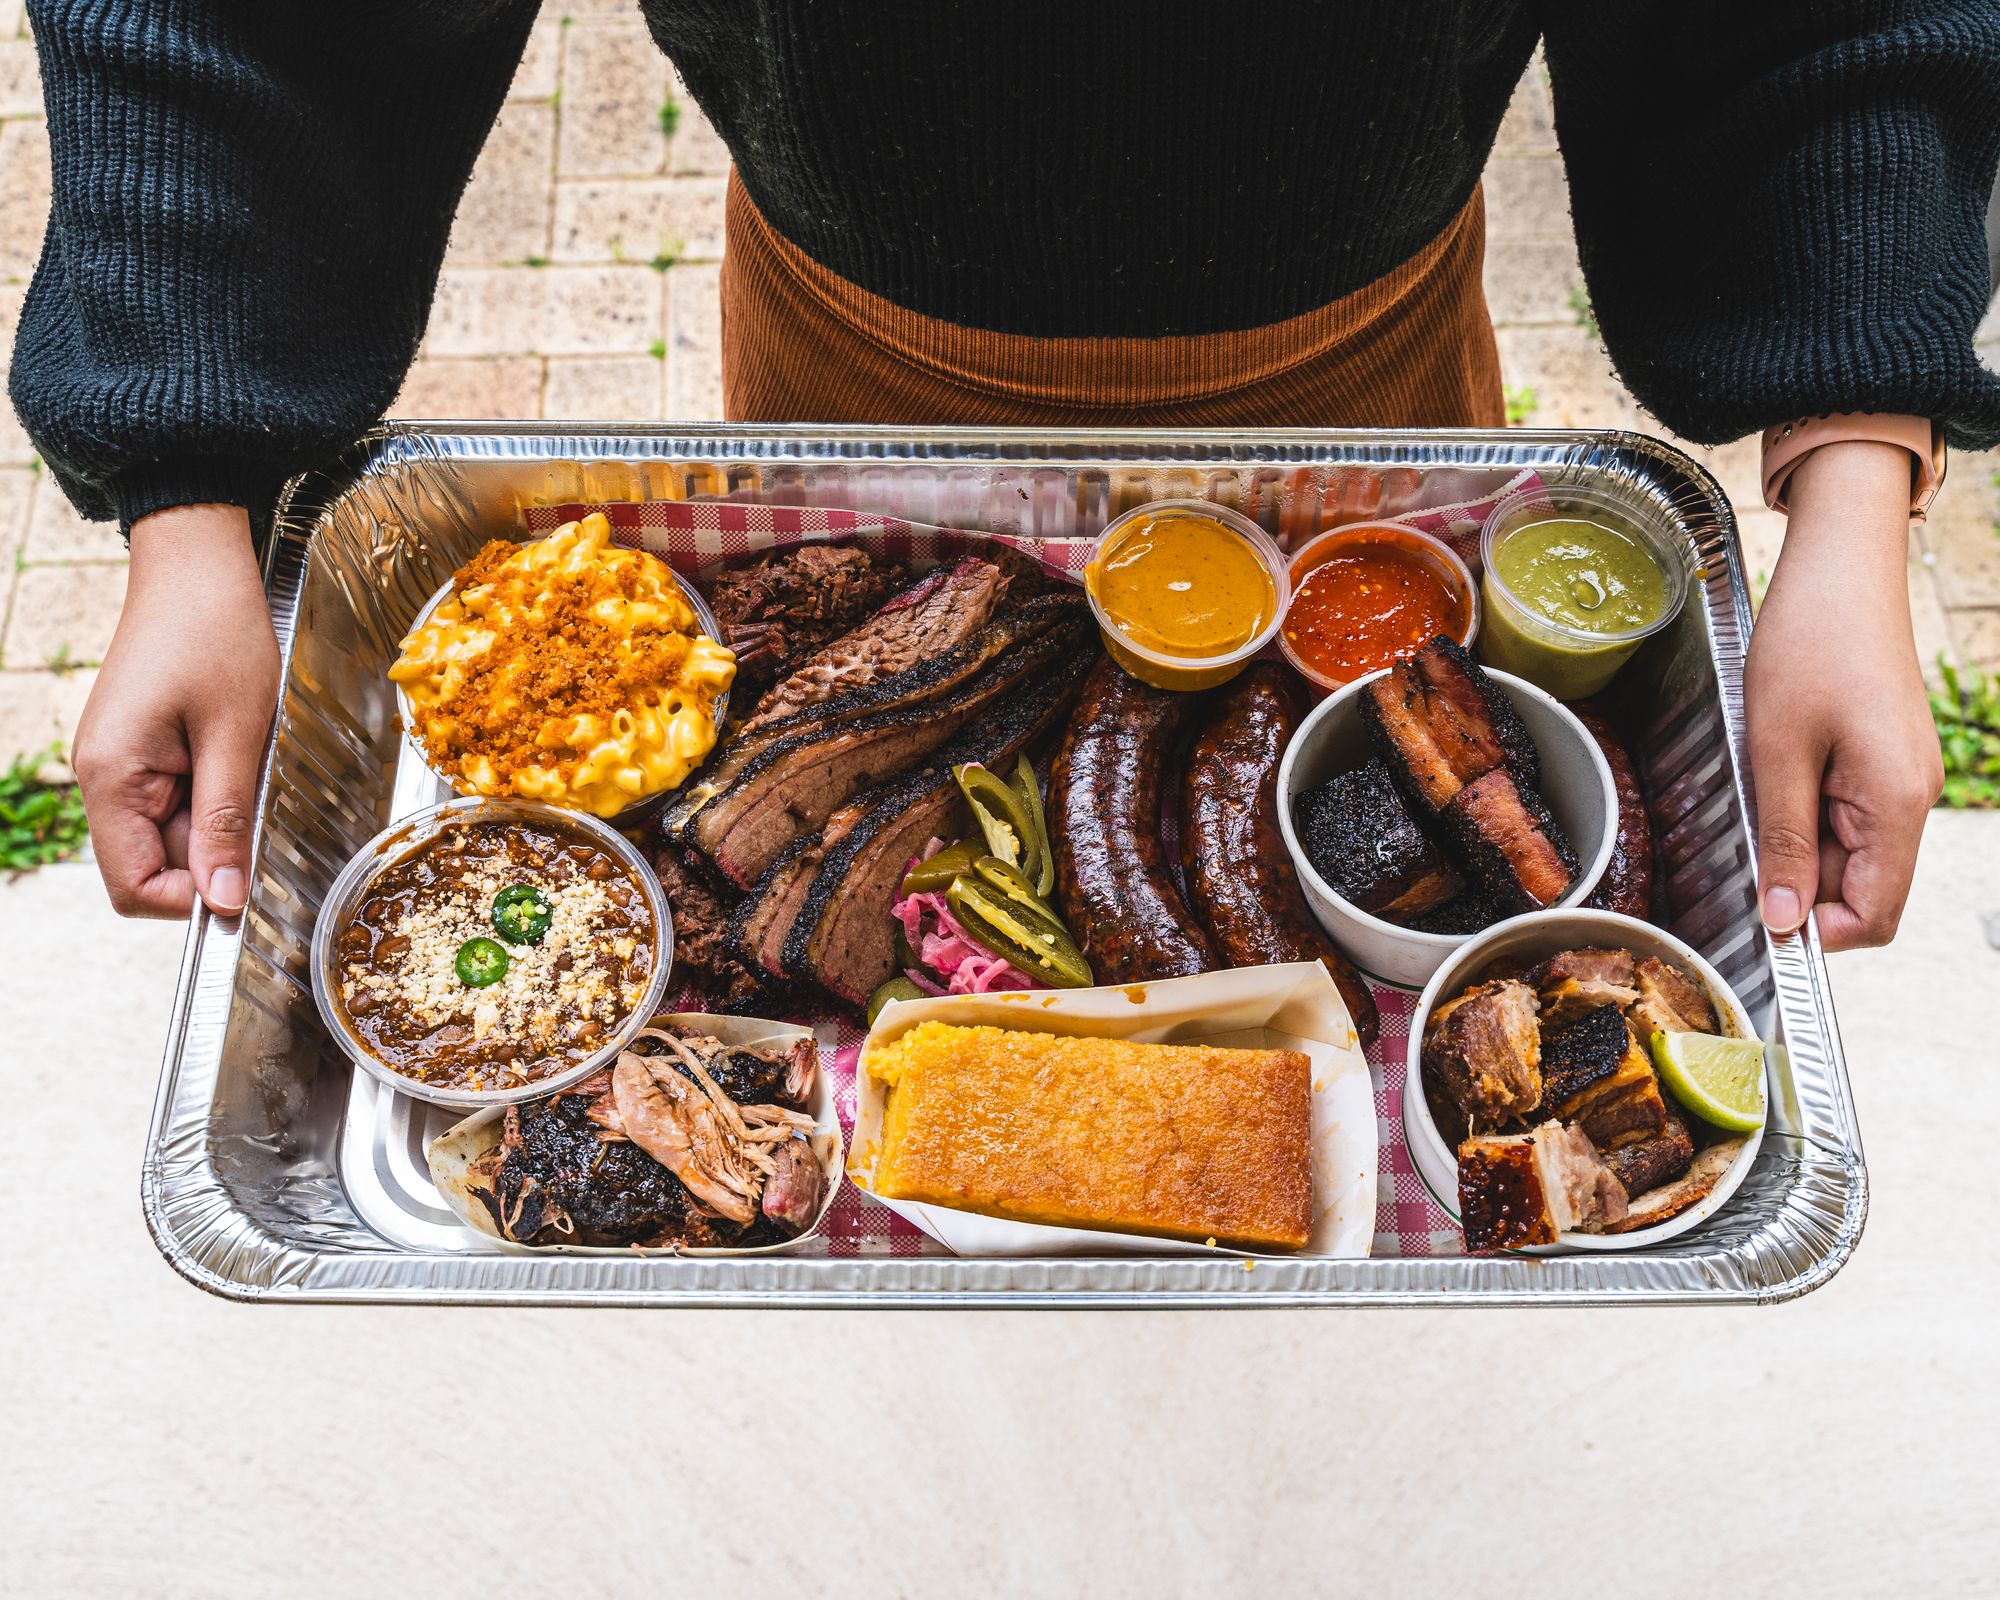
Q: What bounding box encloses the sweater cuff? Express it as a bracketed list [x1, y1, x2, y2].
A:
[110, 456, 291, 548]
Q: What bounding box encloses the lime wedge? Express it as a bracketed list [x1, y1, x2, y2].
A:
[1649, 1031, 1767, 1134]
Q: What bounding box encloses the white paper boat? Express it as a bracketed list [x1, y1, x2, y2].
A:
[428, 1012, 843, 1256]
[848, 962, 1374, 1258]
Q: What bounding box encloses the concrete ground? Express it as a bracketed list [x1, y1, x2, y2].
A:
[3, 8, 2000, 1595]
[4, 813, 1997, 1597]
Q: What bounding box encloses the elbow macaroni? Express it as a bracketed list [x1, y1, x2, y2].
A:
[390, 514, 736, 817]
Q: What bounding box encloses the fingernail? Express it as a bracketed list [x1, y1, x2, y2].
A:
[1762, 885, 1802, 933]
[208, 866, 246, 913]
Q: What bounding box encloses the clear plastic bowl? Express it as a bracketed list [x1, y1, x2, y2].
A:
[393, 547, 731, 828]
[1477, 483, 1691, 700]
[310, 796, 674, 1110]
[1277, 520, 1479, 698]
[1083, 498, 1289, 691]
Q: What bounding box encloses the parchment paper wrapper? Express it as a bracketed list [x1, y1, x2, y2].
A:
[427, 1012, 843, 1256]
[847, 963, 1374, 1258]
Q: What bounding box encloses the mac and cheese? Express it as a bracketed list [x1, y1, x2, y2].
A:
[391, 514, 736, 817]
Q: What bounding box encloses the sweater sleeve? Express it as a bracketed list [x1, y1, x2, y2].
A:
[8, 0, 540, 540]
[1538, 0, 2000, 450]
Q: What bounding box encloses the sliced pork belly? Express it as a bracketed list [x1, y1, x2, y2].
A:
[1531, 1121, 1629, 1233]
[1627, 954, 1721, 1042]
[1409, 635, 1540, 787]
[1422, 977, 1543, 1123]
[1457, 1121, 1628, 1251]
[1358, 663, 1469, 815]
[1441, 768, 1578, 913]
[1358, 635, 1539, 818]
[1457, 1134, 1557, 1251]
[1539, 1004, 1668, 1149]
[1534, 946, 1640, 1028]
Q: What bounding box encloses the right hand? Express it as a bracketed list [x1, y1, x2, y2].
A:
[73, 504, 279, 918]
[1743, 440, 1941, 951]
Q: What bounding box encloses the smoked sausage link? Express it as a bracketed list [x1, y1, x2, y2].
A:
[1181, 664, 1380, 1048]
[1572, 700, 1656, 921]
[1050, 658, 1218, 983]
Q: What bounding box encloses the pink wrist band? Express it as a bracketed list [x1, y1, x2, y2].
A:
[1760, 412, 1945, 519]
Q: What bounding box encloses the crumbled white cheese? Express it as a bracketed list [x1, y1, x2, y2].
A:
[340, 849, 649, 1074]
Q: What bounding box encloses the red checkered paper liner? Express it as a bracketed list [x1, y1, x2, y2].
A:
[523, 498, 1464, 1258]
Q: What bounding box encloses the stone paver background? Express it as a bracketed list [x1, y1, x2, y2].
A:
[3, 11, 1999, 764]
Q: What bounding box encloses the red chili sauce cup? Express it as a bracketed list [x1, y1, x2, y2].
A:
[1276, 521, 1479, 698]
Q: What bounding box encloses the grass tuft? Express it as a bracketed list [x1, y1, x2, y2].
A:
[1933, 656, 2000, 809]
[0, 744, 88, 872]
[1566, 284, 1600, 341]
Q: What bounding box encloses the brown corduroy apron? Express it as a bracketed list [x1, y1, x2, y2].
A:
[719, 171, 1504, 430]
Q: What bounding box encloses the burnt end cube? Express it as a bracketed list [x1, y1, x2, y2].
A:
[1402, 888, 1504, 936]
[1294, 759, 1462, 918]
[1601, 1112, 1695, 1196]
[1539, 1004, 1667, 1150]
[1457, 1135, 1558, 1251]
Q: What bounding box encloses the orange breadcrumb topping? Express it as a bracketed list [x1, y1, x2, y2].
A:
[426, 538, 696, 785]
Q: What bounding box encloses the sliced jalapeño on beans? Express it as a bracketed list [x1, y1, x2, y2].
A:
[491, 882, 554, 944]
[454, 936, 511, 987]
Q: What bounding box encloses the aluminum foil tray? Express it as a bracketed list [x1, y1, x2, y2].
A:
[142, 424, 1863, 1306]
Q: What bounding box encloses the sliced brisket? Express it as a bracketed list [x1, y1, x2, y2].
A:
[780, 651, 1095, 1007]
[676, 594, 1090, 886]
[743, 556, 1006, 730]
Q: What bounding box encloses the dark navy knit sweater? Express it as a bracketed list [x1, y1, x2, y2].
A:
[10, 0, 2000, 538]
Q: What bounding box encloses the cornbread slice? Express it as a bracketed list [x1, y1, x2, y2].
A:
[865, 1021, 1313, 1249]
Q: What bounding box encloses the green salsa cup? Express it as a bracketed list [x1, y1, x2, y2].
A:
[1476, 484, 1691, 699]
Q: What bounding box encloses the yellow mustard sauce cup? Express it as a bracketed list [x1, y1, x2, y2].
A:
[1083, 499, 1290, 691]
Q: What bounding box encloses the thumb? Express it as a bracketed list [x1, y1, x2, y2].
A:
[186, 709, 266, 916]
[1751, 728, 1827, 938]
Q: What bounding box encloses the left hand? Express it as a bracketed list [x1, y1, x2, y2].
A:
[1743, 439, 1943, 951]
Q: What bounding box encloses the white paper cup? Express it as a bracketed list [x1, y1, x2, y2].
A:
[1275, 666, 1617, 989]
[1401, 907, 1766, 1252]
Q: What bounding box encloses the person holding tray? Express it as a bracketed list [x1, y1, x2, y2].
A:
[8, 4, 1997, 953]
